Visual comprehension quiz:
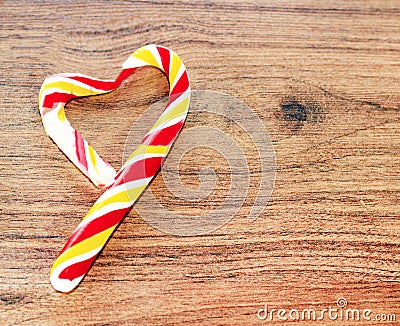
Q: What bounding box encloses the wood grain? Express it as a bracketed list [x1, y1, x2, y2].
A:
[1, 1, 400, 325]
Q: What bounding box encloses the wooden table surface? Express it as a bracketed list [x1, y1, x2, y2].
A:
[1, 1, 400, 325]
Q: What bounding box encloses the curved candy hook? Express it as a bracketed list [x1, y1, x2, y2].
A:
[39, 45, 190, 292]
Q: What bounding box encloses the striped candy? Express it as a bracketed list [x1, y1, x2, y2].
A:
[39, 45, 190, 292]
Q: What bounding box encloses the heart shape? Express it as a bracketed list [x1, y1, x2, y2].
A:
[39, 45, 190, 292]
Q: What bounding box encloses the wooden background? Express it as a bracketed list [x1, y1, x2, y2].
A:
[1, 0, 400, 324]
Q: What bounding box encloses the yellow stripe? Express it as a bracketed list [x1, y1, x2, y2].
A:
[126, 184, 148, 202]
[84, 182, 148, 221]
[57, 106, 66, 122]
[133, 49, 161, 70]
[85, 190, 131, 219]
[50, 226, 116, 274]
[169, 53, 182, 87]
[126, 145, 170, 162]
[87, 146, 98, 174]
[41, 81, 105, 98]
[150, 97, 189, 131]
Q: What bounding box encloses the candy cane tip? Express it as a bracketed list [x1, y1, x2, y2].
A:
[50, 274, 83, 293]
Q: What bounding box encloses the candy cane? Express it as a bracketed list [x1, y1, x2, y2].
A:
[39, 45, 190, 292]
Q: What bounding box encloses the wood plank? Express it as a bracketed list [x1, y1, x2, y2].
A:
[1, 1, 399, 324]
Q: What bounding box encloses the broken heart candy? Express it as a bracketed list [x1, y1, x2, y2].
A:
[39, 44, 190, 292]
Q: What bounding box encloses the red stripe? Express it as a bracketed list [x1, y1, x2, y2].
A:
[58, 207, 131, 255]
[142, 120, 184, 146]
[68, 68, 137, 91]
[163, 93, 182, 112]
[170, 70, 189, 98]
[42, 92, 78, 109]
[68, 76, 116, 91]
[115, 68, 137, 86]
[58, 255, 97, 281]
[156, 46, 170, 77]
[112, 156, 163, 188]
[74, 130, 88, 172]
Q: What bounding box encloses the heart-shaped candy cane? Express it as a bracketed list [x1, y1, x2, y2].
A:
[39, 45, 190, 292]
